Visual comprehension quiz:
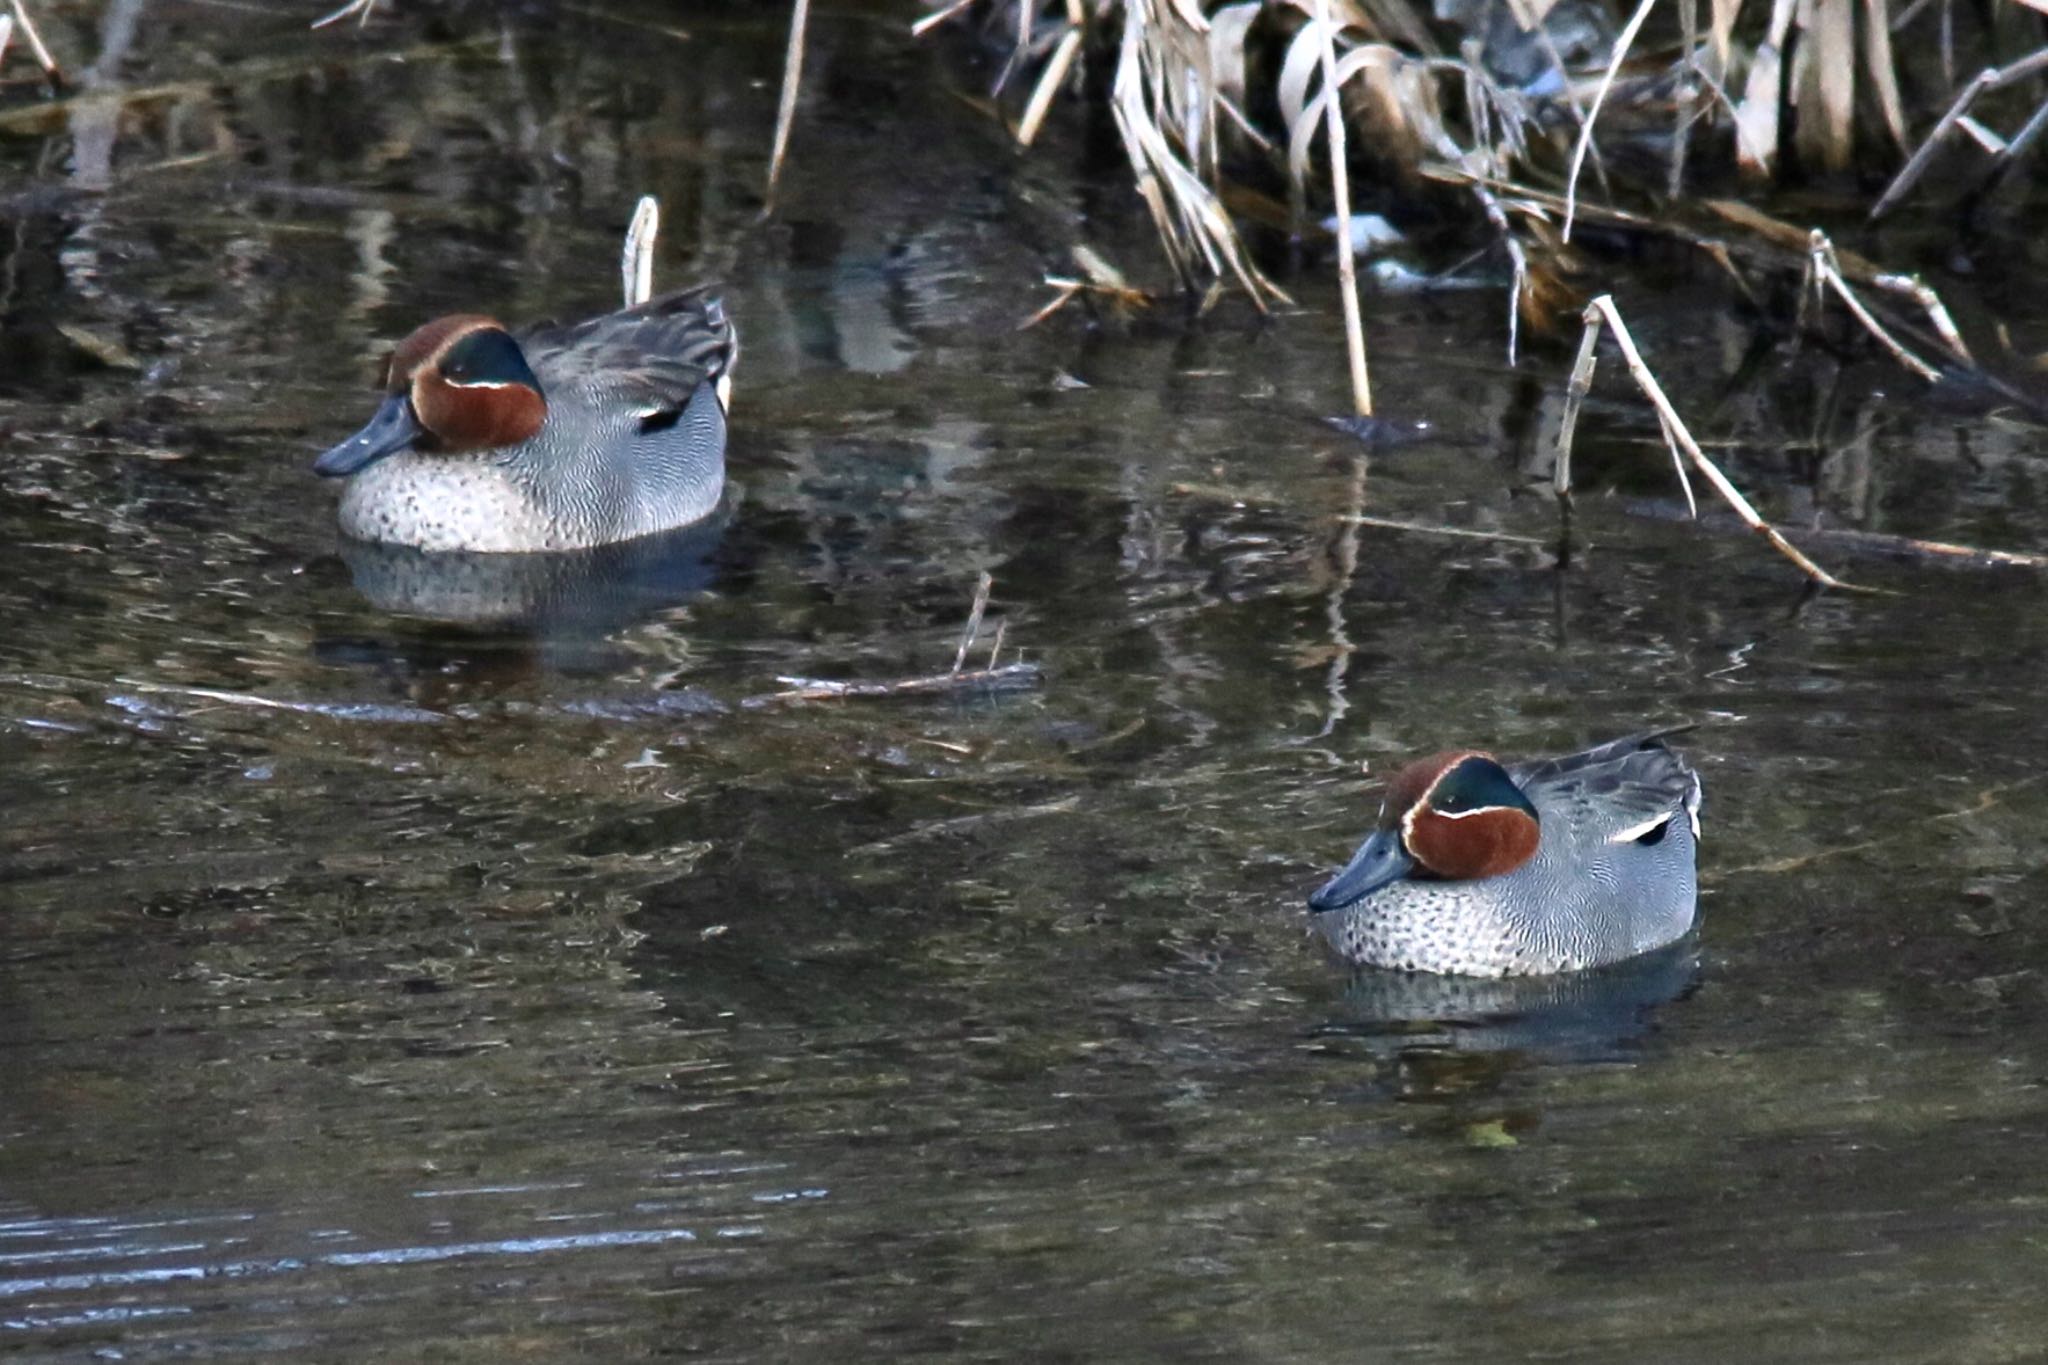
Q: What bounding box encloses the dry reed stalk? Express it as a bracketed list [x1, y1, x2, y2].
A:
[311, 0, 380, 29]
[1017, 18, 1083, 146]
[1311, 0, 1372, 416]
[911, 0, 976, 38]
[951, 571, 995, 674]
[1669, 0, 1698, 196]
[1732, 0, 1798, 173]
[1860, 0, 1908, 150]
[7, 0, 58, 77]
[622, 195, 659, 308]
[1868, 45, 2048, 218]
[1558, 295, 1858, 590]
[1107, 1, 1285, 308]
[1563, 0, 1656, 240]
[764, 0, 812, 215]
[1791, 0, 1856, 171]
[1709, 0, 1738, 70]
[1020, 245, 1158, 327]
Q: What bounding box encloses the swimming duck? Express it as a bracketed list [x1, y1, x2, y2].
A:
[1308, 732, 1702, 977]
[314, 285, 736, 553]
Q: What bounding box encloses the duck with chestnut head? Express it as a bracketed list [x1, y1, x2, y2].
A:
[315, 285, 736, 553]
[1308, 732, 1702, 977]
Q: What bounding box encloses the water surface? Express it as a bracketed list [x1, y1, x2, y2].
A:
[6, 1, 2048, 1359]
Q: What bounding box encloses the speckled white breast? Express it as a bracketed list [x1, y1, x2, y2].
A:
[1312, 813, 1700, 978]
[336, 455, 579, 554]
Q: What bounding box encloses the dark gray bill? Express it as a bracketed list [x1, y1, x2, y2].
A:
[1308, 828, 1414, 912]
[314, 394, 422, 477]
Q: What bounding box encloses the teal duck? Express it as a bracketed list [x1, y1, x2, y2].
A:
[315, 285, 736, 553]
[1309, 732, 1703, 977]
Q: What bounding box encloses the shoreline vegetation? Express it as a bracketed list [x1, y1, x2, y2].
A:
[6, 0, 2046, 584]
[880, 0, 2048, 585]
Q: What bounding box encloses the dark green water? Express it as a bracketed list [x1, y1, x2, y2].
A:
[7, 1, 2048, 1360]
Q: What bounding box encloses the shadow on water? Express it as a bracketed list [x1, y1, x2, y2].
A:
[319, 508, 731, 676]
[1324, 940, 1704, 1062]
[7, 0, 2048, 1360]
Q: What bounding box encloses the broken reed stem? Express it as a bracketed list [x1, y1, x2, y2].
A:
[1311, 0, 1372, 416]
[763, 0, 811, 215]
[621, 196, 659, 308]
[951, 570, 995, 675]
[1868, 268, 1972, 365]
[1806, 233, 1940, 381]
[1553, 317, 1604, 502]
[1575, 295, 1859, 591]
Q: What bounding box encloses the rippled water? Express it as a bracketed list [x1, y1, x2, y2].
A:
[7, 0, 2048, 1359]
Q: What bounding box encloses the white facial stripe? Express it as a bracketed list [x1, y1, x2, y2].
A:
[442, 378, 524, 390]
[1402, 757, 1466, 853]
[1437, 804, 1518, 820]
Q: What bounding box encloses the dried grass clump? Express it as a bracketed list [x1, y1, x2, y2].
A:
[914, 0, 2045, 361]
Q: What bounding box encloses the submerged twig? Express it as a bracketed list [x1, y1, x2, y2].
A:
[748, 664, 1045, 707]
[108, 678, 447, 724]
[746, 574, 1041, 707]
[1626, 501, 2048, 570]
[1339, 516, 1550, 547]
[848, 795, 1081, 857]
[763, 0, 812, 215]
[1708, 776, 2043, 880]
